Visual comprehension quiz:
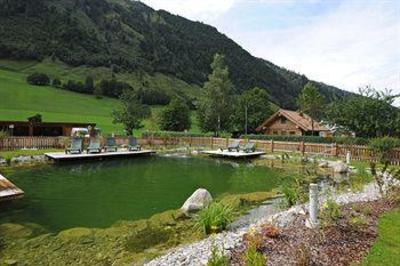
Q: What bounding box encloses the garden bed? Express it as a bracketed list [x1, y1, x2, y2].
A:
[231, 198, 398, 265]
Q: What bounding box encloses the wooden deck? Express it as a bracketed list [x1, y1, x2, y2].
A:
[0, 174, 24, 201]
[201, 150, 266, 158]
[45, 150, 156, 162]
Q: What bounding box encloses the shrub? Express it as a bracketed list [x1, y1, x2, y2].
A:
[142, 131, 215, 138]
[207, 243, 230, 266]
[242, 238, 266, 266]
[196, 202, 233, 234]
[159, 98, 191, 131]
[319, 198, 342, 226]
[241, 134, 369, 145]
[26, 72, 50, 86]
[349, 216, 369, 230]
[369, 137, 400, 166]
[0, 130, 9, 138]
[52, 78, 61, 88]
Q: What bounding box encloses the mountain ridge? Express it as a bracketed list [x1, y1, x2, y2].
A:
[0, 0, 351, 108]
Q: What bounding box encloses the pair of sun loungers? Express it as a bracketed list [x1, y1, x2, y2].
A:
[65, 137, 141, 154]
[227, 140, 256, 153]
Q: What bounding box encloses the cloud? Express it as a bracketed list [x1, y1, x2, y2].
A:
[140, 0, 400, 103]
[224, 1, 400, 96]
[140, 0, 237, 22]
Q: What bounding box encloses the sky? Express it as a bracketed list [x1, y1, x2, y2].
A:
[141, 0, 400, 99]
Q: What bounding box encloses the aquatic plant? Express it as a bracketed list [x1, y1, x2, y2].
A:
[280, 176, 308, 207]
[195, 202, 234, 234]
[125, 224, 172, 252]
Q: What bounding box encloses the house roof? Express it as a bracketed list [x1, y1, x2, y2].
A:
[256, 109, 330, 132]
[0, 121, 96, 127]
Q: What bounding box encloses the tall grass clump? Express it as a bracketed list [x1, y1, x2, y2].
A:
[242, 239, 266, 266]
[207, 242, 230, 266]
[196, 202, 234, 234]
[280, 175, 309, 207]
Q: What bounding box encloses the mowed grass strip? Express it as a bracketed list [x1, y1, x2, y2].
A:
[362, 209, 400, 265]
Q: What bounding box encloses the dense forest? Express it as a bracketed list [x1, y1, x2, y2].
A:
[0, 0, 350, 108]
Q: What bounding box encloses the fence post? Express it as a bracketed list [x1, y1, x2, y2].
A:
[211, 137, 214, 149]
[331, 142, 338, 157]
[306, 183, 319, 229]
[271, 139, 274, 153]
[300, 141, 305, 156]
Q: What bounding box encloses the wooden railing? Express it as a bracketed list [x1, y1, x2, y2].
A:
[2, 136, 400, 165]
[0, 137, 66, 151]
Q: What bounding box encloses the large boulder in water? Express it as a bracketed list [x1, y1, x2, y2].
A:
[181, 188, 213, 215]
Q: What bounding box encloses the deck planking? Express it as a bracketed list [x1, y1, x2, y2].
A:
[0, 174, 24, 201]
[201, 150, 266, 158]
[45, 150, 155, 161]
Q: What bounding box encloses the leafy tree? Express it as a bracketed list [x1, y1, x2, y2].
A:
[112, 90, 150, 135]
[27, 72, 50, 86]
[52, 78, 61, 88]
[84, 76, 94, 93]
[297, 82, 325, 135]
[93, 86, 103, 99]
[369, 137, 400, 166]
[159, 98, 191, 131]
[99, 79, 131, 98]
[197, 54, 235, 135]
[63, 80, 85, 93]
[233, 87, 273, 134]
[326, 86, 400, 138]
[137, 87, 171, 105]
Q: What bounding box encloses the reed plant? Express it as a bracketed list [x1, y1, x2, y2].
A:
[196, 202, 234, 234]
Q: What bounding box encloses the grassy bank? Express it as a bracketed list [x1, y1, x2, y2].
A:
[362, 209, 400, 265]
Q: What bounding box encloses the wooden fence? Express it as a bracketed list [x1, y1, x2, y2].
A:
[1, 136, 400, 165]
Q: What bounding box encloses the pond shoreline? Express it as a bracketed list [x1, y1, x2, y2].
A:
[145, 176, 400, 266]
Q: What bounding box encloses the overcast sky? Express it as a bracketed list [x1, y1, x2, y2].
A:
[141, 0, 400, 99]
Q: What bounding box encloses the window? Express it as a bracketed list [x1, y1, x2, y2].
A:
[290, 131, 296, 135]
[280, 117, 287, 124]
[272, 130, 278, 135]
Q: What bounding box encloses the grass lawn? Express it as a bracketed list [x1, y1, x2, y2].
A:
[0, 149, 63, 160]
[0, 68, 201, 135]
[362, 209, 400, 265]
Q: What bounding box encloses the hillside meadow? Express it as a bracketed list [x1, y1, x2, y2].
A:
[0, 65, 200, 135]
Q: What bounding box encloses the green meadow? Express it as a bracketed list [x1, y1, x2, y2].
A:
[0, 61, 200, 135]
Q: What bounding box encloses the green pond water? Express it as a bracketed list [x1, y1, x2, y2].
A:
[0, 155, 288, 232]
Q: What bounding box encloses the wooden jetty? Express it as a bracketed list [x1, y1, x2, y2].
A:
[0, 174, 24, 201]
[45, 150, 155, 162]
[201, 150, 266, 158]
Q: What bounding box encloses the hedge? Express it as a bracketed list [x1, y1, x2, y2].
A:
[241, 134, 369, 145]
[142, 131, 215, 138]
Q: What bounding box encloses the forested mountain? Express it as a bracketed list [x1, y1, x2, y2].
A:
[0, 0, 350, 108]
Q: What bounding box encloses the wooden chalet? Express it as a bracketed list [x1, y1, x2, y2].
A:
[256, 109, 331, 136]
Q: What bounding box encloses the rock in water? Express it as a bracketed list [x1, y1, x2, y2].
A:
[181, 188, 213, 215]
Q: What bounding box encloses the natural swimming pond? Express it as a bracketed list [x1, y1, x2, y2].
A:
[0, 155, 290, 232]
